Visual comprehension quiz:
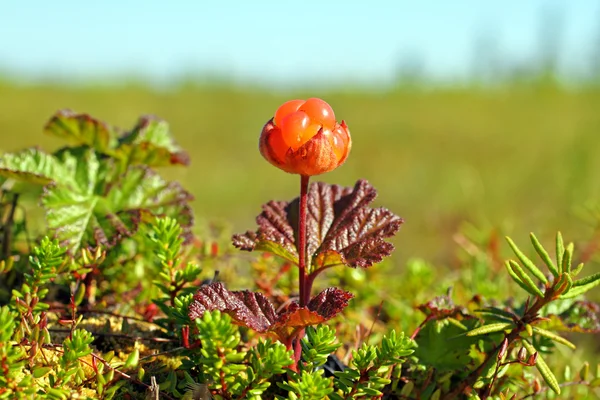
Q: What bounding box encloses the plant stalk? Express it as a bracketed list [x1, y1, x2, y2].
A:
[298, 174, 310, 307]
[291, 174, 310, 370]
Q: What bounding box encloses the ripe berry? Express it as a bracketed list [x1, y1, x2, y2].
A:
[259, 98, 351, 176]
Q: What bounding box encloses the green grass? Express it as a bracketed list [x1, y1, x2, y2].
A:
[2, 81, 600, 268]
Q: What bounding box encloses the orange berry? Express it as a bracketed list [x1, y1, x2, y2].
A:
[274, 99, 304, 127]
[267, 126, 288, 163]
[259, 98, 351, 176]
[298, 97, 336, 130]
[279, 111, 321, 150]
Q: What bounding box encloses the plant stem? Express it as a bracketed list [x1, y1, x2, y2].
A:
[290, 175, 310, 370]
[442, 290, 554, 400]
[298, 174, 310, 307]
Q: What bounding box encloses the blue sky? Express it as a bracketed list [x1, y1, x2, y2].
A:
[1, 1, 599, 86]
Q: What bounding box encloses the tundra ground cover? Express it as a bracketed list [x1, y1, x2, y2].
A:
[0, 81, 599, 398]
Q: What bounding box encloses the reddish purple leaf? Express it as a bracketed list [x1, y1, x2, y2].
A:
[307, 287, 354, 319]
[189, 283, 352, 342]
[232, 200, 298, 261]
[188, 282, 277, 332]
[417, 292, 469, 320]
[271, 288, 353, 333]
[232, 179, 403, 269]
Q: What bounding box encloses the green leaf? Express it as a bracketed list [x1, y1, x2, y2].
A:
[531, 326, 576, 349]
[413, 319, 481, 371]
[530, 233, 559, 278]
[556, 232, 565, 274]
[570, 263, 584, 278]
[521, 339, 561, 394]
[0, 147, 68, 185]
[42, 148, 193, 252]
[506, 236, 548, 283]
[124, 348, 140, 368]
[560, 277, 600, 299]
[572, 272, 600, 288]
[553, 272, 573, 297]
[116, 116, 190, 167]
[562, 243, 574, 274]
[506, 260, 545, 298]
[539, 300, 600, 333]
[466, 322, 513, 337]
[44, 109, 118, 155]
[32, 366, 52, 378]
[475, 307, 517, 323]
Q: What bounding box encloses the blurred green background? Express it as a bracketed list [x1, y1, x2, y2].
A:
[2, 1, 600, 270]
[2, 81, 600, 269]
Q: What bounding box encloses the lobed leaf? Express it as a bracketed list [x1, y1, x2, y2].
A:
[413, 318, 481, 371]
[233, 180, 403, 270]
[232, 200, 298, 263]
[116, 115, 190, 167]
[188, 282, 352, 341]
[43, 110, 189, 167]
[42, 149, 193, 252]
[44, 109, 118, 155]
[0, 147, 68, 186]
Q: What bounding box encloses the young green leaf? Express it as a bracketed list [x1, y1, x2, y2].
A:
[530, 233, 559, 277]
[560, 279, 600, 299]
[553, 272, 573, 297]
[570, 262, 584, 278]
[522, 339, 561, 394]
[572, 272, 600, 288]
[562, 242, 574, 273]
[466, 322, 513, 336]
[556, 232, 565, 274]
[532, 327, 576, 349]
[506, 260, 545, 297]
[506, 236, 548, 284]
[124, 348, 140, 368]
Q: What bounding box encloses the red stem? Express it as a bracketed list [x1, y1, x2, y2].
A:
[298, 174, 310, 307]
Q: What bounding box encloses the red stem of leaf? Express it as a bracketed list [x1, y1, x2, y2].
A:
[298, 174, 310, 307]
